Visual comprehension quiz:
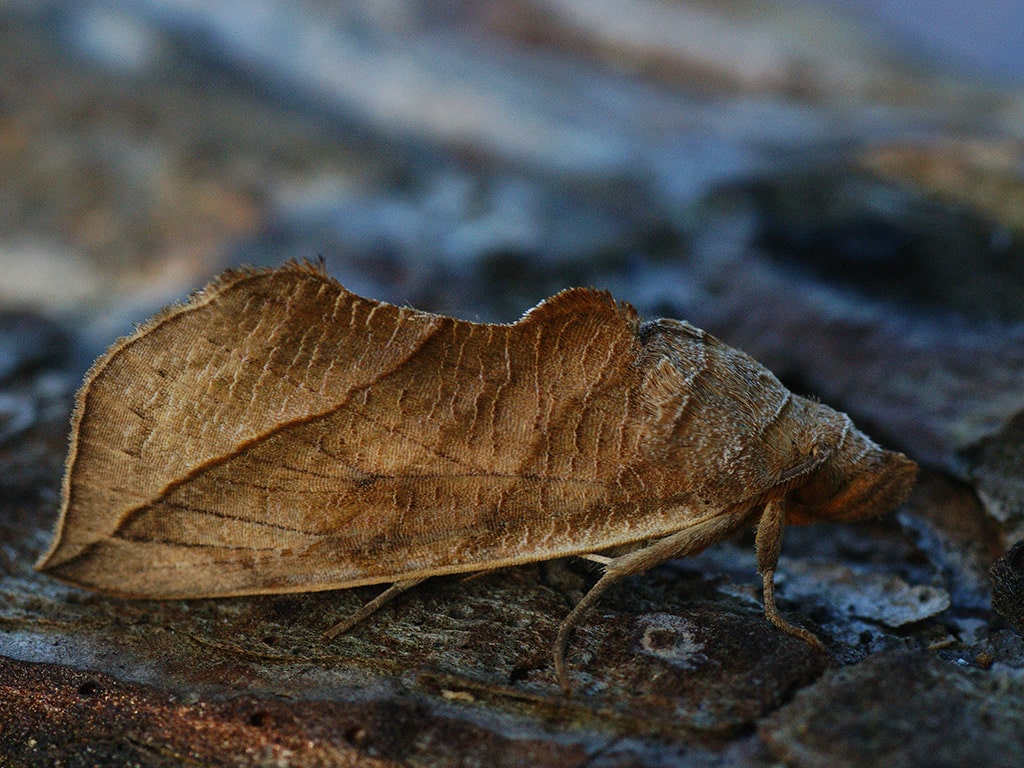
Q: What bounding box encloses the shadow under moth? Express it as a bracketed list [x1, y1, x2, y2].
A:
[37, 260, 917, 693]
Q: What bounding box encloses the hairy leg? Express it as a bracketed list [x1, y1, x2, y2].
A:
[322, 577, 428, 641]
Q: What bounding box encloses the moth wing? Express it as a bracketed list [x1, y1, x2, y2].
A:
[43, 409, 617, 596]
[42, 283, 677, 598]
[39, 262, 445, 573]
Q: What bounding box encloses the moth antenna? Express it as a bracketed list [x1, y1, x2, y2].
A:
[321, 577, 427, 642]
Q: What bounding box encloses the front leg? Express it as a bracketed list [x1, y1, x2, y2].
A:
[756, 498, 825, 650]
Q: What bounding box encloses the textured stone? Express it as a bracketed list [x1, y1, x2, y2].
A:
[760, 651, 1024, 768]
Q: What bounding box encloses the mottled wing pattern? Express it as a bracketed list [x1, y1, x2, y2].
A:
[40, 265, 687, 597]
[42, 264, 437, 588]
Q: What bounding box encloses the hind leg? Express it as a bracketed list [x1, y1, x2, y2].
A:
[322, 578, 428, 641]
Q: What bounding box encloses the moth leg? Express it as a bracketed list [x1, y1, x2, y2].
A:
[321, 577, 427, 642]
[755, 499, 825, 651]
[554, 510, 751, 695]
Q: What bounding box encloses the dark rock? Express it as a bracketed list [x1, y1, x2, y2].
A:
[991, 541, 1024, 635]
[760, 651, 1024, 768]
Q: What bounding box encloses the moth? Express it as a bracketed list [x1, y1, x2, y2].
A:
[37, 260, 917, 693]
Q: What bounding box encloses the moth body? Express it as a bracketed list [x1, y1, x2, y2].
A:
[36, 261, 917, 693]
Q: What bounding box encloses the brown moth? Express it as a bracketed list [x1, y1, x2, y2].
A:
[37, 260, 917, 693]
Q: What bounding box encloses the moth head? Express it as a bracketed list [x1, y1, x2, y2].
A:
[782, 409, 917, 525]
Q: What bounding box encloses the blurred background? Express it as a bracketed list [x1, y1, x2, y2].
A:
[3, 0, 1023, 327]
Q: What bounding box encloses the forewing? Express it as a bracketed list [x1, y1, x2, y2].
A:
[39, 263, 444, 573]
[41, 278, 678, 598]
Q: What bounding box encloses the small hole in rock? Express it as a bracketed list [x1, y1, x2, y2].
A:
[77, 680, 101, 696]
[508, 665, 533, 683]
[343, 725, 368, 746]
[643, 629, 677, 652]
[248, 711, 268, 728]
